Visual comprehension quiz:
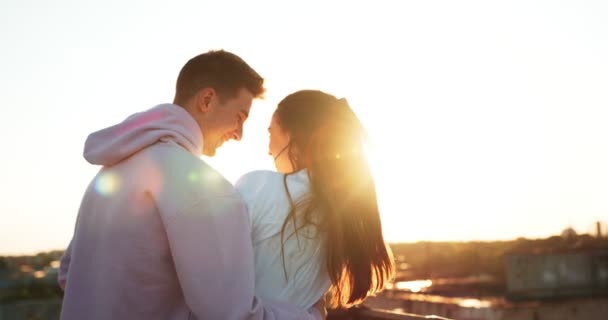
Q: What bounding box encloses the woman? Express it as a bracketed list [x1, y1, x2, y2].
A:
[236, 90, 395, 309]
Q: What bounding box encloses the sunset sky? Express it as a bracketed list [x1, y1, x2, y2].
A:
[1, 0, 607, 255]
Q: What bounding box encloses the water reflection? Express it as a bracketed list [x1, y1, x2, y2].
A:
[387, 280, 433, 293]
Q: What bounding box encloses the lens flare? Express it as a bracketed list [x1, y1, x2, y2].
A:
[95, 171, 120, 196]
[188, 171, 200, 183]
[188, 169, 223, 184]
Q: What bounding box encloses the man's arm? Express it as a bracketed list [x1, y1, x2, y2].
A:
[57, 240, 72, 290]
[163, 194, 323, 320]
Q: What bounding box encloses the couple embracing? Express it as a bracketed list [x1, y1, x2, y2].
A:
[59, 50, 394, 320]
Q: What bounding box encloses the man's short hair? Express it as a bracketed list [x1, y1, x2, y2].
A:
[174, 50, 265, 104]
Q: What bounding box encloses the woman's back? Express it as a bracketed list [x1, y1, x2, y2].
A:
[235, 169, 331, 309]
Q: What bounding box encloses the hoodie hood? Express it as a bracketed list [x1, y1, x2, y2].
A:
[84, 104, 203, 166]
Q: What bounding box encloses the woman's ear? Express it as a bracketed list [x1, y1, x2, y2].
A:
[288, 142, 300, 162]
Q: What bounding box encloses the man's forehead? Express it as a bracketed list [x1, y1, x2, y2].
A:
[225, 89, 252, 114]
[236, 89, 254, 109]
[239, 98, 252, 115]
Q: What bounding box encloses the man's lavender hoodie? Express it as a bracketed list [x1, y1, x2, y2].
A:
[59, 104, 321, 320]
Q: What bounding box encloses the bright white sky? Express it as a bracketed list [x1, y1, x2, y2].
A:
[1, 0, 607, 255]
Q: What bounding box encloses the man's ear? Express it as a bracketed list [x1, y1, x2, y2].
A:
[196, 88, 216, 112]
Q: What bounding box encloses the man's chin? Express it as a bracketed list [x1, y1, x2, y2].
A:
[202, 147, 216, 157]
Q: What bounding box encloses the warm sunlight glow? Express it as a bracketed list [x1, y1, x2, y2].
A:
[2, 0, 607, 254]
[393, 280, 433, 293]
[458, 298, 492, 308]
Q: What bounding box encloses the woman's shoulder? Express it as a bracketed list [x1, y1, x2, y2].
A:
[235, 170, 284, 189]
[234, 171, 288, 221]
[236, 170, 310, 201]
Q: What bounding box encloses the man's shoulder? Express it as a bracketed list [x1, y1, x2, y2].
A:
[144, 141, 200, 163]
[142, 142, 236, 197]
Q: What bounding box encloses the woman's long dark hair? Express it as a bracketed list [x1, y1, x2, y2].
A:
[275, 90, 394, 308]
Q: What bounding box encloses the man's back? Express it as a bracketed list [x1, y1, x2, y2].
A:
[61, 142, 206, 319]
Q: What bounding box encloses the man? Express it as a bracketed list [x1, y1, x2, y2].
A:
[59, 50, 324, 319]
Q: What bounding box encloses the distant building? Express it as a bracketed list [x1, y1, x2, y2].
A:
[505, 248, 608, 300]
[561, 227, 577, 242]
